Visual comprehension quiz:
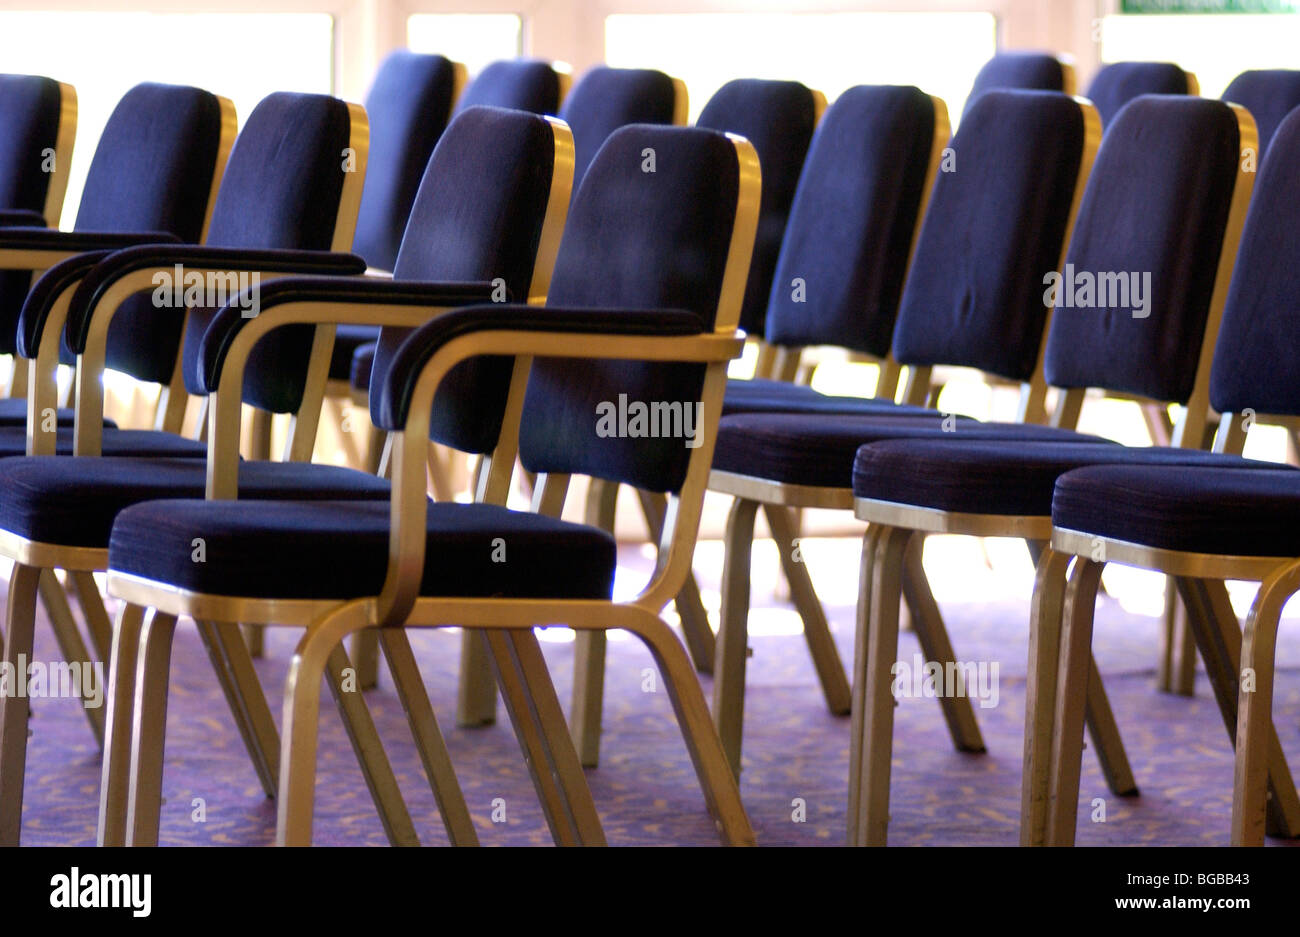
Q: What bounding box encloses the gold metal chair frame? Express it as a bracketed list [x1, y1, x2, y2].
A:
[0, 99, 375, 846]
[101, 131, 760, 847]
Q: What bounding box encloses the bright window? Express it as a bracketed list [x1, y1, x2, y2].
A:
[0, 12, 333, 229]
[605, 12, 997, 123]
[1100, 12, 1300, 98]
[407, 13, 523, 76]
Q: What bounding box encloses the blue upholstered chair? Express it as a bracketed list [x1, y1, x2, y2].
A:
[699, 90, 1101, 782]
[560, 65, 685, 188]
[453, 58, 565, 117]
[98, 122, 760, 847]
[1084, 61, 1195, 129]
[569, 84, 951, 768]
[1034, 106, 1300, 847]
[326, 52, 466, 475]
[0, 90, 376, 846]
[0, 82, 228, 431]
[964, 51, 1074, 119]
[1221, 69, 1300, 157]
[846, 96, 1262, 846]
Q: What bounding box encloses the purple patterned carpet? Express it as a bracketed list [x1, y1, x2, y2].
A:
[10, 540, 1300, 847]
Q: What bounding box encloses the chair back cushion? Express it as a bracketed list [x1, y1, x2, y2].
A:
[560, 66, 677, 188]
[1085, 61, 1189, 129]
[1043, 96, 1241, 404]
[964, 52, 1067, 118]
[1221, 69, 1300, 158]
[453, 60, 560, 116]
[765, 85, 936, 358]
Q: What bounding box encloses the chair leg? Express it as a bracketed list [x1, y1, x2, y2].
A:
[899, 535, 984, 752]
[764, 503, 851, 716]
[1156, 584, 1196, 695]
[1232, 560, 1300, 845]
[1045, 558, 1104, 846]
[1084, 654, 1138, 796]
[124, 611, 179, 846]
[847, 526, 883, 844]
[67, 570, 112, 663]
[636, 488, 715, 672]
[96, 603, 145, 847]
[482, 629, 593, 845]
[455, 631, 497, 727]
[714, 496, 760, 779]
[620, 608, 755, 845]
[349, 631, 380, 690]
[194, 620, 278, 797]
[851, 525, 910, 846]
[323, 643, 419, 845]
[1021, 547, 1071, 846]
[0, 564, 40, 846]
[36, 569, 104, 745]
[1176, 577, 1300, 837]
[377, 629, 478, 845]
[569, 478, 619, 767]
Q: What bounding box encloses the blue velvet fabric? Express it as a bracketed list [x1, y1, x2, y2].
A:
[1053, 464, 1300, 556]
[0, 399, 109, 428]
[517, 125, 741, 492]
[890, 91, 1085, 381]
[1209, 108, 1300, 417]
[331, 324, 379, 382]
[0, 456, 390, 548]
[1085, 62, 1189, 129]
[3, 83, 222, 362]
[108, 499, 616, 601]
[711, 412, 1104, 488]
[352, 52, 459, 272]
[696, 79, 817, 337]
[0, 75, 63, 216]
[350, 341, 375, 391]
[720, 377, 933, 417]
[1221, 70, 1300, 158]
[0, 426, 205, 458]
[764, 85, 935, 358]
[370, 106, 558, 454]
[175, 92, 355, 414]
[1042, 96, 1240, 404]
[453, 60, 560, 116]
[964, 52, 1068, 118]
[560, 66, 678, 188]
[851, 438, 1285, 516]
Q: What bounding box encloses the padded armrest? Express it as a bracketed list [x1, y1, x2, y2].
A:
[0, 209, 48, 228]
[15, 250, 115, 358]
[65, 245, 369, 356]
[377, 303, 707, 431]
[195, 275, 503, 395]
[0, 227, 182, 255]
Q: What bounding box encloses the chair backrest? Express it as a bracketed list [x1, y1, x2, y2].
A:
[369, 105, 570, 454]
[453, 59, 561, 116]
[696, 78, 819, 338]
[890, 91, 1093, 384]
[0, 74, 75, 359]
[176, 92, 365, 414]
[1210, 108, 1300, 420]
[352, 51, 464, 272]
[559, 66, 681, 188]
[0, 74, 72, 223]
[1085, 61, 1192, 128]
[517, 124, 754, 493]
[1043, 96, 1250, 412]
[964, 52, 1071, 118]
[1221, 69, 1300, 158]
[765, 85, 942, 360]
[51, 84, 231, 374]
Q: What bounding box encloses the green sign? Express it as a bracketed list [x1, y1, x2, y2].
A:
[1122, 0, 1297, 10]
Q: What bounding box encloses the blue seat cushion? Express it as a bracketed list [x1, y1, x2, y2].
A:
[0, 398, 114, 428]
[1053, 464, 1300, 556]
[852, 438, 1288, 516]
[712, 413, 1105, 488]
[0, 426, 206, 458]
[0, 456, 390, 548]
[109, 499, 617, 601]
[721, 377, 932, 416]
[331, 324, 380, 381]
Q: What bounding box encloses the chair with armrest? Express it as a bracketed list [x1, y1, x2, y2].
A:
[99, 122, 760, 846]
